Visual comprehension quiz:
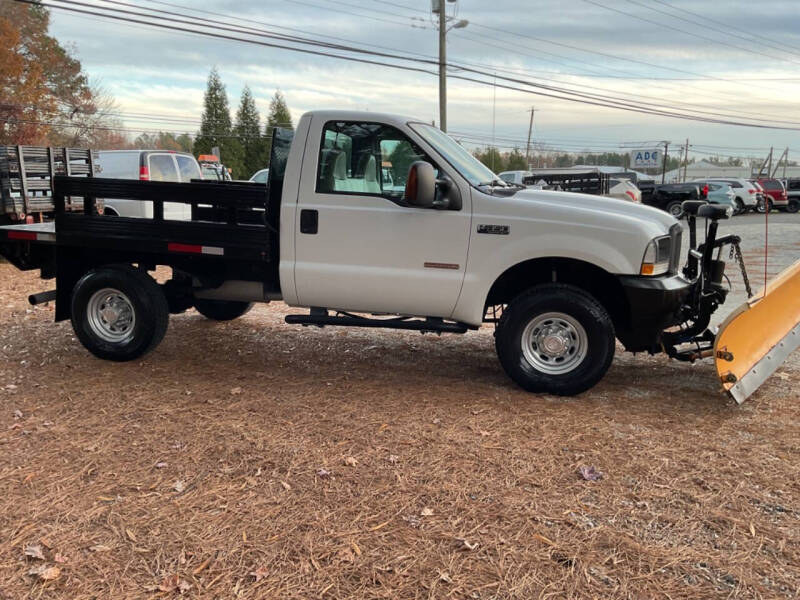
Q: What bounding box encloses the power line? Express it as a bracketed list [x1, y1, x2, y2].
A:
[649, 0, 800, 57]
[450, 30, 798, 124]
[583, 0, 800, 67]
[53, 0, 800, 124]
[22, 0, 800, 131]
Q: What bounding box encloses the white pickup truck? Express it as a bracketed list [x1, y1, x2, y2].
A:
[1, 110, 752, 397]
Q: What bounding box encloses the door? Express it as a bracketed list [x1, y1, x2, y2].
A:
[293, 119, 471, 319]
[148, 154, 190, 220]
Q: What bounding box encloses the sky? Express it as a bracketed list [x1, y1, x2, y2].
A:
[46, 0, 800, 162]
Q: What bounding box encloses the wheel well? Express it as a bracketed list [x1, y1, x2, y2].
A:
[485, 257, 631, 331]
[103, 207, 119, 216]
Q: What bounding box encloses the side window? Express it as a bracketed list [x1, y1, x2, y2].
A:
[149, 155, 179, 182]
[316, 121, 434, 201]
[176, 155, 202, 182]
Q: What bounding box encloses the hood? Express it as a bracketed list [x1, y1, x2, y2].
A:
[511, 188, 678, 231]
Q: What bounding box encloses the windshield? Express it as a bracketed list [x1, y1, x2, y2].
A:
[410, 122, 501, 187]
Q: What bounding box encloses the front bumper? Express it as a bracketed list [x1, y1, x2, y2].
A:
[616, 274, 693, 352]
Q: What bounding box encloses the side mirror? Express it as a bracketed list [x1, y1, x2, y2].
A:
[405, 161, 436, 208]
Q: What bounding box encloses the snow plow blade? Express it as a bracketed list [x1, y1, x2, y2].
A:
[715, 259, 800, 403]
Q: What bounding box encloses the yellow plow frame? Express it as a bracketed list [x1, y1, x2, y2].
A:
[715, 259, 800, 403]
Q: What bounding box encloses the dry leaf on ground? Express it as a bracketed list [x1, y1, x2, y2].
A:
[250, 566, 268, 582]
[28, 565, 61, 581]
[344, 456, 358, 467]
[577, 465, 603, 481]
[23, 544, 45, 560]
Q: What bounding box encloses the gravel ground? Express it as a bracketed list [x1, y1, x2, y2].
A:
[0, 212, 798, 599]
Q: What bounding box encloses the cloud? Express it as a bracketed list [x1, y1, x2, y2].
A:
[47, 0, 800, 153]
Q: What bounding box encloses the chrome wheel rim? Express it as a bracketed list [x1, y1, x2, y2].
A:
[668, 204, 683, 218]
[86, 288, 136, 343]
[521, 312, 588, 375]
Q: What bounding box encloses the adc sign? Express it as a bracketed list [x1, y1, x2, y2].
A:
[630, 149, 661, 169]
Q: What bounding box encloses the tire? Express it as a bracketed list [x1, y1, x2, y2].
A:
[666, 200, 684, 219]
[495, 284, 616, 396]
[193, 298, 253, 321]
[71, 265, 169, 361]
[787, 200, 799, 214]
[756, 198, 773, 213]
[734, 198, 745, 215]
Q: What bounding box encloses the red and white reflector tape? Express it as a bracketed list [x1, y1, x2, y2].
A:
[167, 242, 224, 256]
[7, 231, 56, 242]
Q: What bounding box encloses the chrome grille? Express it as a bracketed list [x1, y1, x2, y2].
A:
[668, 223, 683, 274]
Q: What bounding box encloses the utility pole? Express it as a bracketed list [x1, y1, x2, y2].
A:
[525, 106, 536, 168]
[433, 0, 467, 133]
[661, 141, 669, 184]
[771, 147, 788, 178]
[767, 146, 773, 175]
[438, 1, 446, 132]
[682, 138, 689, 183]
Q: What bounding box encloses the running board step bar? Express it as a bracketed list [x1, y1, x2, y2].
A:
[285, 312, 470, 334]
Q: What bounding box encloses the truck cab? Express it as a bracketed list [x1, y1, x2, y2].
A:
[275, 111, 688, 393]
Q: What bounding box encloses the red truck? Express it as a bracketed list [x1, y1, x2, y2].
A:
[754, 178, 788, 212]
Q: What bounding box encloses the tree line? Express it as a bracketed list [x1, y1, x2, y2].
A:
[185, 68, 293, 180]
[0, 1, 126, 148]
[1, 3, 292, 180]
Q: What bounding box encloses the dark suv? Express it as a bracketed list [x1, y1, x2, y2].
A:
[782, 178, 800, 213]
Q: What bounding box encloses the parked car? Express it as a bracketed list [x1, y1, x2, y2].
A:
[692, 177, 758, 214]
[95, 150, 202, 219]
[755, 177, 788, 212]
[781, 177, 800, 213]
[608, 177, 641, 203]
[637, 180, 707, 218]
[497, 170, 532, 185]
[705, 183, 736, 216]
[249, 168, 269, 184]
[198, 154, 232, 182]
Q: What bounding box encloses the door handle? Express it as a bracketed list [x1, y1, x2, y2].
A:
[300, 209, 318, 234]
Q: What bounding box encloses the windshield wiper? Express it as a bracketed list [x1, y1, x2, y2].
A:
[477, 179, 507, 187]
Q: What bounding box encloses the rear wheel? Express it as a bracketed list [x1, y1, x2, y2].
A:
[71, 265, 169, 361]
[666, 200, 684, 219]
[495, 284, 616, 396]
[787, 199, 799, 214]
[193, 298, 253, 321]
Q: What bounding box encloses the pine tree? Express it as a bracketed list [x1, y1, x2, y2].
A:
[263, 90, 293, 167]
[234, 86, 264, 179]
[194, 68, 243, 176]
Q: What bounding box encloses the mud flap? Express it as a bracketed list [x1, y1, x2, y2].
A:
[714, 259, 800, 403]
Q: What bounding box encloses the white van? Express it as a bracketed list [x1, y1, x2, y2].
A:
[95, 150, 203, 220]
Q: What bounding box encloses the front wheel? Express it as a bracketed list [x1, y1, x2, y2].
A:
[71, 265, 169, 361]
[756, 198, 773, 213]
[666, 201, 684, 219]
[495, 284, 616, 396]
[193, 298, 253, 321]
[734, 198, 745, 215]
[786, 199, 799, 214]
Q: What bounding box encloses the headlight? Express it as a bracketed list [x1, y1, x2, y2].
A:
[641, 235, 671, 276]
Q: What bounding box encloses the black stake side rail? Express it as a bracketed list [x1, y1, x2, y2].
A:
[52, 176, 274, 262]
